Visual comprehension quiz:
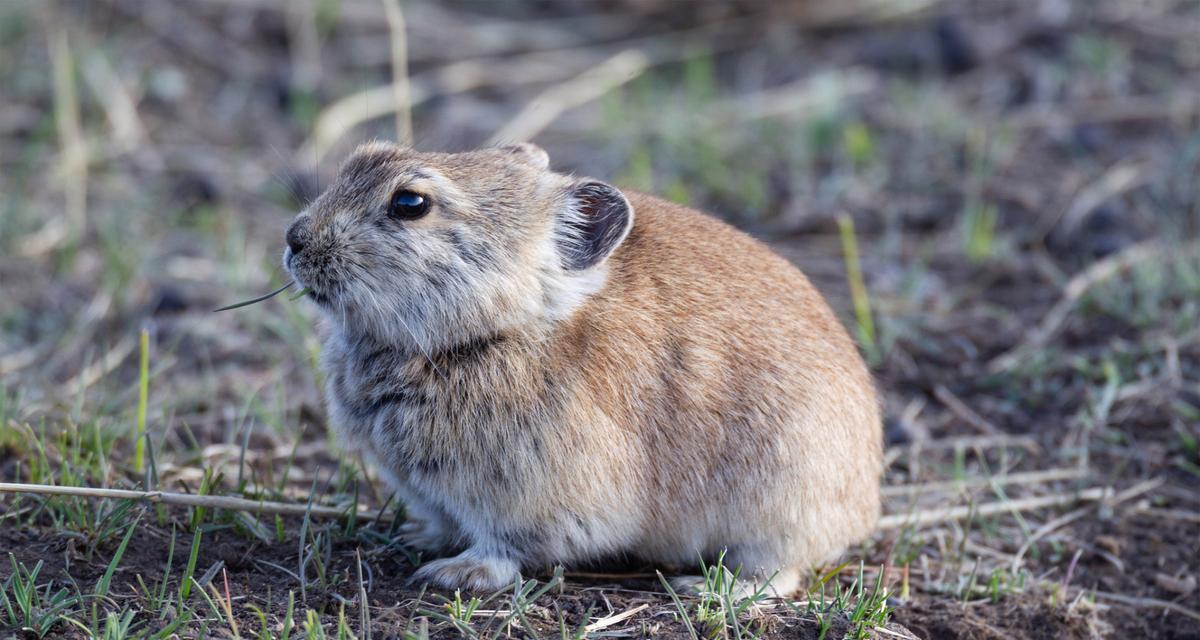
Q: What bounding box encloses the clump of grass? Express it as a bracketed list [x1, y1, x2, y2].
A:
[97, 610, 137, 640]
[962, 201, 997, 262]
[658, 552, 775, 640]
[958, 127, 1002, 263]
[797, 562, 892, 640]
[442, 589, 483, 636]
[7, 419, 138, 556]
[985, 567, 1028, 603]
[842, 122, 876, 168]
[844, 565, 892, 639]
[301, 603, 359, 640]
[416, 567, 563, 639]
[0, 554, 87, 638]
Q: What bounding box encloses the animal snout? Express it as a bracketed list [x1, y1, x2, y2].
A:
[286, 218, 311, 255]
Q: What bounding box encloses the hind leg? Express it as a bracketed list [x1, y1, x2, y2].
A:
[728, 542, 806, 596]
[754, 565, 801, 597]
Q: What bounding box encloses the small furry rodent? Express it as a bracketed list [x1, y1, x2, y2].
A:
[284, 142, 881, 594]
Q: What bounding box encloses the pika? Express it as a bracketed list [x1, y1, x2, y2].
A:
[284, 142, 882, 595]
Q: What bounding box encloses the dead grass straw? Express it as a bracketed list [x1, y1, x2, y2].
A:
[881, 467, 1086, 497]
[990, 240, 1163, 371]
[1007, 477, 1163, 572]
[380, 0, 412, 146]
[879, 486, 1112, 530]
[487, 49, 649, 145]
[1091, 591, 1200, 622]
[0, 482, 390, 521]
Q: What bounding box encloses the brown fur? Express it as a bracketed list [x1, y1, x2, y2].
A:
[284, 142, 882, 595]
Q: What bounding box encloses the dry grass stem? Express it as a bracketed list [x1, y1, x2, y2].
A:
[81, 54, 153, 158]
[487, 49, 649, 145]
[878, 486, 1111, 530]
[286, 0, 322, 95]
[712, 69, 877, 122]
[1091, 591, 1200, 622]
[0, 483, 392, 521]
[381, 0, 412, 146]
[45, 7, 88, 241]
[989, 240, 1164, 371]
[791, 0, 946, 28]
[299, 21, 759, 160]
[60, 334, 138, 396]
[898, 434, 1040, 453]
[1008, 477, 1163, 572]
[1130, 506, 1200, 524]
[881, 467, 1087, 497]
[933, 385, 1000, 435]
[584, 603, 649, 632]
[1052, 161, 1148, 239]
[1012, 91, 1200, 130]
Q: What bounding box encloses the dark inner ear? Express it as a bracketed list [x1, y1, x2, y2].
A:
[558, 181, 634, 271]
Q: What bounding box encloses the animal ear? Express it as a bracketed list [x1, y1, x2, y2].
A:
[499, 142, 550, 169]
[556, 181, 634, 271]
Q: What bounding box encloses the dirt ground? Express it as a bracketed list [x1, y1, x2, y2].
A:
[2, 0, 1199, 638]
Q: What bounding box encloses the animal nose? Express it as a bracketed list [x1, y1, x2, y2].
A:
[286, 219, 308, 255]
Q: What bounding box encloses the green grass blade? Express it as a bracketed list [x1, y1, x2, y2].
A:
[133, 328, 149, 474]
[180, 527, 203, 602]
[656, 571, 699, 640]
[95, 510, 142, 597]
[837, 214, 877, 361]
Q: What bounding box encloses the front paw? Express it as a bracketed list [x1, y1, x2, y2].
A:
[411, 552, 521, 592]
[399, 519, 452, 554]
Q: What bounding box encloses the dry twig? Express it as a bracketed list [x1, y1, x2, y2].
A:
[0, 482, 391, 521]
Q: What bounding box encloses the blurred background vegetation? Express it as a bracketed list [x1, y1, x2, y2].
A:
[1, 0, 1199, 638]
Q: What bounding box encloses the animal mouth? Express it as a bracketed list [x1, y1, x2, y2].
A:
[283, 250, 332, 306]
[289, 273, 332, 306]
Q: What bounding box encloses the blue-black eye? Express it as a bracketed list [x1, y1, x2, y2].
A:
[388, 190, 429, 220]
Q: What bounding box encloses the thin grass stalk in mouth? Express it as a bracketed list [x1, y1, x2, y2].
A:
[213, 282, 295, 312]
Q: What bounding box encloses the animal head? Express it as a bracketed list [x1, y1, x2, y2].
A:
[283, 142, 634, 352]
